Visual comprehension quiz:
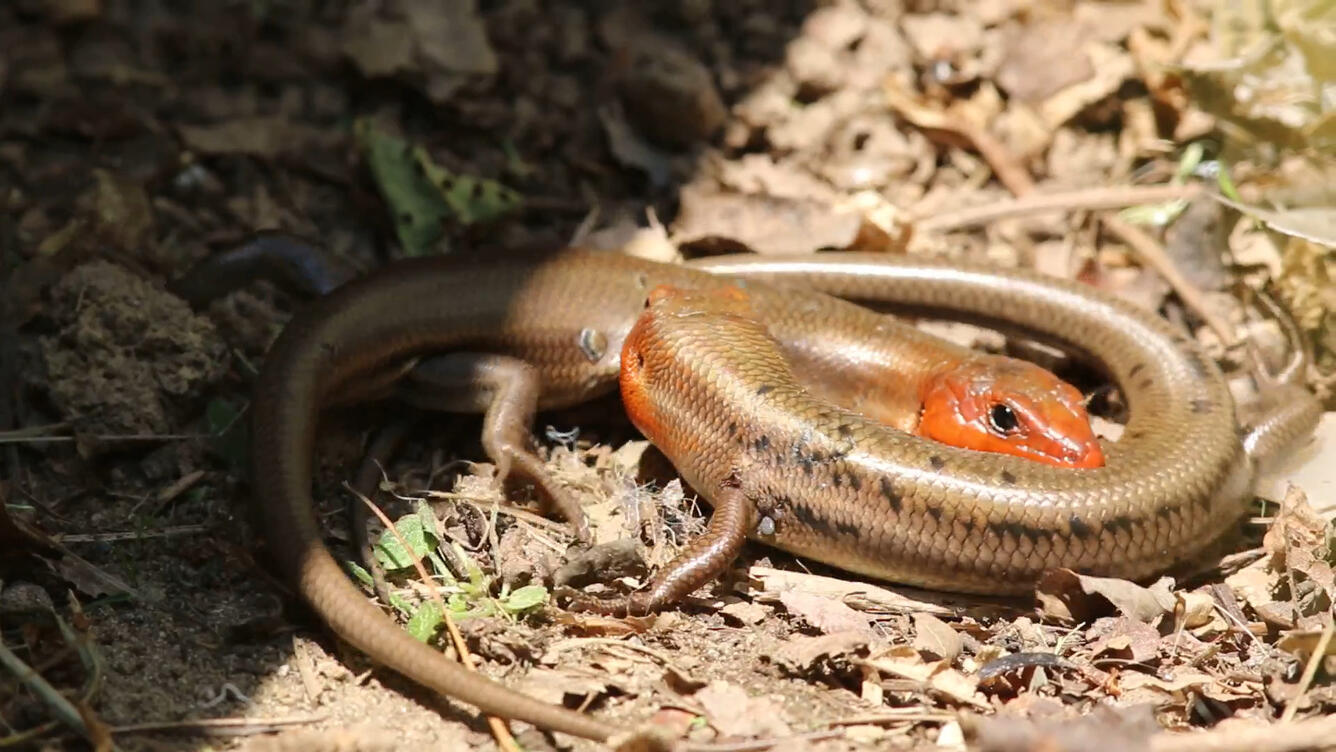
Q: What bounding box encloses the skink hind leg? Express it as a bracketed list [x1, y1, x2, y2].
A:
[397, 352, 592, 543]
[568, 479, 755, 616]
[1235, 288, 1323, 468]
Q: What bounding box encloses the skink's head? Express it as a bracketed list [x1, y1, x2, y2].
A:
[919, 357, 1105, 469]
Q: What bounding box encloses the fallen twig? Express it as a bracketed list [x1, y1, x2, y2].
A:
[916, 183, 1203, 232]
[358, 493, 522, 752]
[1102, 214, 1237, 345]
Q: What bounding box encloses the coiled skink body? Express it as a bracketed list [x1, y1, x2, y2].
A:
[244, 248, 1318, 743]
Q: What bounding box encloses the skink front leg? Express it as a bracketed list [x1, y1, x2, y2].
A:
[568, 477, 756, 616]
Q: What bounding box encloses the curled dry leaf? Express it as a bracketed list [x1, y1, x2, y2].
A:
[694, 681, 793, 739]
[673, 185, 896, 256]
[777, 590, 875, 639]
[772, 630, 870, 672]
[1177, 590, 1219, 630]
[913, 612, 963, 663]
[718, 600, 769, 626]
[863, 645, 989, 709]
[1086, 617, 1162, 664]
[1035, 569, 1176, 625]
[746, 565, 960, 617]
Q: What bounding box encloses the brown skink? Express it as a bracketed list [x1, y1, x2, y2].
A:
[245, 248, 1317, 743]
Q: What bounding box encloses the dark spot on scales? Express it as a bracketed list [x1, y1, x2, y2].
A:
[837, 423, 855, 440]
[754, 435, 771, 452]
[835, 519, 859, 538]
[999, 470, 1017, 485]
[928, 455, 945, 471]
[988, 520, 1049, 545]
[1190, 398, 1212, 414]
[1138, 377, 1154, 391]
[1157, 505, 1174, 519]
[727, 422, 737, 436]
[879, 477, 902, 513]
[1107, 515, 1135, 534]
[792, 503, 838, 538]
[756, 384, 774, 396]
[926, 505, 943, 522]
[1068, 515, 1094, 539]
[1129, 363, 1146, 378]
[846, 472, 862, 492]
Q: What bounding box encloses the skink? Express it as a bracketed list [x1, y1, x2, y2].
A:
[240, 247, 1317, 744]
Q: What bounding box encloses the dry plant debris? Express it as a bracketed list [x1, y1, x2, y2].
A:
[1, 1, 1333, 751]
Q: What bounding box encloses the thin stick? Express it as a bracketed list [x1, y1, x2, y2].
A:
[0, 639, 89, 738]
[1280, 617, 1334, 723]
[1102, 214, 1237, 345]
[357, 493, 522, 752]
[111, 714, 325, 736]
[916, 183, 1202, 232]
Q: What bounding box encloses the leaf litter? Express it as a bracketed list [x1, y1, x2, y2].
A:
[1, 1, 1334, 751]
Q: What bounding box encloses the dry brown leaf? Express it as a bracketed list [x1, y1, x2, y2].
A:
[864, 646, 989, 709]
[994, 19, 1094, 103]
[913, 612, 963, 663]
[1275, 629, 1336, 659]
[178, 117, 329, 158]
[1038, 42, 1136, 129]
[772, 630, 870, 672]
[1035, 569, 1175, 624]
[1086, 617, 1162, 664]
[746, 565, 960, 617]
[719, 600, 769, 626]
[694, 681, 793, 739]
[777, 591, 875, 638]
[1118, 668, 1218, 694]
[1178, 590, 1219, 630]
[514, 666, 616, 705]
[673, 186, 894, 256]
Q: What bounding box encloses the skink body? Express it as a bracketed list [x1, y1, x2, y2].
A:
[245, 248, 1318, 743]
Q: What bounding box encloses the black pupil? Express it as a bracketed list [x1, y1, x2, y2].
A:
[990, 404, 1019, 433]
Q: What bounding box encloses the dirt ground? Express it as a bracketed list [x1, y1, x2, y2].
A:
[2, 2, 1335, 751]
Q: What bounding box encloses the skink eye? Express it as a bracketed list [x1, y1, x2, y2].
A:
[988, 403, 1020, 435]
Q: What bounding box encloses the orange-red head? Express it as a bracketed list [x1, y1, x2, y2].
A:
[918, 357, 1104, 469]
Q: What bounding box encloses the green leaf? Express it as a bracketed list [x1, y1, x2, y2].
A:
[375, 511, 439, 571]
[204, 398, 248, 470]
[355, 119, 522, 256]
[499, 585, 548, 614]
[414, 148, 522, 225]
[356, 120, 449, 256]
[348, 561, 373, 587]
[406, 601, 444, 642]
[388, 591, 413, 616]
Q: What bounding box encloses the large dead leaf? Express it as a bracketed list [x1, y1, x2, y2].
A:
[1036, 569, 1175, 624]
[913, 613, 963, 663]
[862, 645, 988, 709]
[673, 185, 895, 256]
